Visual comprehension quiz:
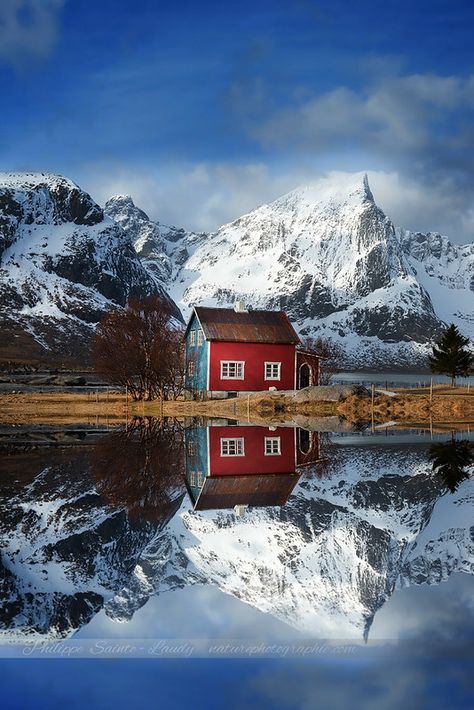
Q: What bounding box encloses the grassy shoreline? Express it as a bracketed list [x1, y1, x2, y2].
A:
[1, 386, 474, 427]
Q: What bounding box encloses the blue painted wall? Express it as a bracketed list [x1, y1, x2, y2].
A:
[184, 426, 209, 504]
[185, 311, 209, 391]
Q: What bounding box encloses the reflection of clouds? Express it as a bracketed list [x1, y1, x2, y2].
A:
[84, 572, 473, 643]
[77, 585, 301, 642]
[72, 575, 474, 709]
[248, 576, 474, 709]
[371, 572, 474, 641]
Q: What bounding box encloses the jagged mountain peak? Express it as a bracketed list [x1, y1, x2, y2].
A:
[0, 171, 104, 228]
[104, 193, 153, 230]
[271, 170, 376, 214]
[0, 171, 80, 190]
[157, 169, 450, 368]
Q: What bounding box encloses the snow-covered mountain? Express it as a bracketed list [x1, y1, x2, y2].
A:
[104, 194, 205, 287]
[106, 171, 474, 369]
[0, 173, 179, 363]
[2, 170, 473, 368]
[400, 229, 474, 339]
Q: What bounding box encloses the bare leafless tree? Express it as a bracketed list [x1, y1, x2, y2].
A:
[91, 296, 185, 400]
[302, 335, 346, 385]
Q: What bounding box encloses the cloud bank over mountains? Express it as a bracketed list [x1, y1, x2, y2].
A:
[83, 162, 474, 243]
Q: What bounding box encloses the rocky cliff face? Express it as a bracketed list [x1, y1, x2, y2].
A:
[104, 194, 205, 289]
[0, 173, 179, 363]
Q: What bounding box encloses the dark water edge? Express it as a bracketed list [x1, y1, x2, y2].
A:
[333, 371, 474, 388]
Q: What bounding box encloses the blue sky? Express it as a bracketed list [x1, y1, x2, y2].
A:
[1, 1, 474, 236]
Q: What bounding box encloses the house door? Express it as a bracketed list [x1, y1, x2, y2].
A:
[298, 363, 311, 389]
[298, 428, 311, 454]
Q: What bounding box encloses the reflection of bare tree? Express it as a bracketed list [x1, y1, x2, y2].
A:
[92, 418, 185, 522]
[428, 435, 473, 493]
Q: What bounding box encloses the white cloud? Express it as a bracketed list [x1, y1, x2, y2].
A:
[76, 160, 474, 243]
[78, 161, 317, 233]
[0, 0, 64, 67]
[254, 73, 474, 154]
[367, 170, 473, 241]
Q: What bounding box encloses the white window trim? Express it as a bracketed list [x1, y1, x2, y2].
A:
[189, 470, 205, 487]
[264, 361, 282, 381]
[189, 330, 197, 346]
[264, 436, 281, 456]
[220, 437, 245, 457]
[220, 360, 245, 380]
[197, 330, 204, 346]
[188, 360, 195, 376]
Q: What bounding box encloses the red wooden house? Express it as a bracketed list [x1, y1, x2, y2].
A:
[185, 303, 321, 396]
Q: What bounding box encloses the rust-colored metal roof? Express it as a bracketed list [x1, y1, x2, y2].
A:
[193, 307, 300, 344]
[192, 472, 301, 510]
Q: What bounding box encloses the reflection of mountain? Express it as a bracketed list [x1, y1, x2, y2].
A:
[0, 425, 184, 640]
[1, 429, 473, 642]
[106, 442, 474, 640]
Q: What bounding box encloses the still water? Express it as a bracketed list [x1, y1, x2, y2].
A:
[1, 419, 473, 706]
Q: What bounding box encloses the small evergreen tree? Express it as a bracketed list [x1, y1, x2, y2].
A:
[429, 324, 473, 386]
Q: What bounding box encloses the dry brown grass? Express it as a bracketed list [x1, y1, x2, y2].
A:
[337, 388, 474, 427]
[2, 386, 474, 427]
[0, 391, 128, 425]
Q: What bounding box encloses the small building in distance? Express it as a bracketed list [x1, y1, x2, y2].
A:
[184, 302, 321, 397]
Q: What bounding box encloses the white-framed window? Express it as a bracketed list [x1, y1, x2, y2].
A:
[220, 361, 245, 380]
[189, 330, 197, 346]
[188, 360, 195, 376]
[189, 471, 205, 487]
[264, 437, 281, 455]
[187, 441, 196, 457]
[220, 437, 245, 456]
[197, 329, 204, 346]
[264, 362, 281, 380]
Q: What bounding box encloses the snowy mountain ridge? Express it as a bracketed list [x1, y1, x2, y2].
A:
[1, 170, 473, 367]
[0, 172, 179, 362]
[107, 171, 474, 369]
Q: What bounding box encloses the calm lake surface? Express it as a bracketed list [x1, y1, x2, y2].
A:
[1, 418, 473, 707]
[333, 371, 474, 388]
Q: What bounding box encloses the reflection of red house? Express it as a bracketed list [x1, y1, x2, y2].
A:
[185, 424, 322, 511]
[185, 304, 321, 396]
